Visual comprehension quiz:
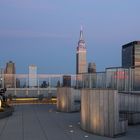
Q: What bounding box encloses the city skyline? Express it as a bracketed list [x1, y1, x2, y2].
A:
[0, 1, 140, 74]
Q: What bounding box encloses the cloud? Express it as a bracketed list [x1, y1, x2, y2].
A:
[0, 0, 57, 11]
[0, 29, 71, 39]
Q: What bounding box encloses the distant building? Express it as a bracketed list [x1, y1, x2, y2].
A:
[16, 78, 20, 88]
[4, 61, 16, 88]
[88, 62, 96, 73]
[82, 62, 97, 88]
[41, 81, 48, 88]
[76, 26, 87, 88]
[28, 65, 37, 87]
[76, 26, 87, 74]
[122, 41, 140, 90]
[63, 75, 71, 87]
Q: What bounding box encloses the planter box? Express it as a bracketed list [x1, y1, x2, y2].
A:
[0, 106, 14, 119]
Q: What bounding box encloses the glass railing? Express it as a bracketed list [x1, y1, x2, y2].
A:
[1, 66, 140, 92]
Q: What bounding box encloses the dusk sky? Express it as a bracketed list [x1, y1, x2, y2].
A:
[0, 0, 140, 74]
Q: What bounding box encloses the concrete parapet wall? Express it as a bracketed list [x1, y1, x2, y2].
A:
[57, 87, 81, 112]
[119, 92, 140, 124]
[119, 92, 140, 112]
[81, 89, 127, 138]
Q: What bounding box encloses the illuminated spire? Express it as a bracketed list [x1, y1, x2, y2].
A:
[80, 25, 84, 40]
[77, 25, 86, 48]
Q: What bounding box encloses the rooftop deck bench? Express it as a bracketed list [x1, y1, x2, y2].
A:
[0, 106, 14, 119]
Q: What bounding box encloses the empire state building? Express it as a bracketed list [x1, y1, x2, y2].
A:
[76, 26, 87, 74]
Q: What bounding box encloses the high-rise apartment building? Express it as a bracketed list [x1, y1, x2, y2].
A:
[4, 61, 16, 88]
[29, 65, 37, 87]
[76, 26, 87, 74]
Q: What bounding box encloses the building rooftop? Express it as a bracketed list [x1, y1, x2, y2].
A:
[122, 41, 140, 48]
[0, 104, 140, 140]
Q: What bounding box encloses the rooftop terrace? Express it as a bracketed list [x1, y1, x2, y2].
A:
[0, 104, 140, 140]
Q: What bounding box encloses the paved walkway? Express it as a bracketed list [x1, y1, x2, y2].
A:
[0, 104, 140, 140]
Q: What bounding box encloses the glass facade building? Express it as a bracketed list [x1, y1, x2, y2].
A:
[29, 65, 37, 87]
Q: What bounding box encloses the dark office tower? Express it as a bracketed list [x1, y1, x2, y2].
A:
[16, 78, 20, 88]
[122, 41, 140, 90]
[122, 41, 140, 67]
[4, 61, 16, 88]
[88, 62, 96, 73]
[63, 75, 71, 87]
[76, 26, 87, 74]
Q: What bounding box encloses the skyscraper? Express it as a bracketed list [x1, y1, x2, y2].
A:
[76, 26, 87, 74]
[122, 41, 140, 90]
[29, 65, 37, 87]
[122, 41, 140, 67]
[4, 61, 16, 88]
